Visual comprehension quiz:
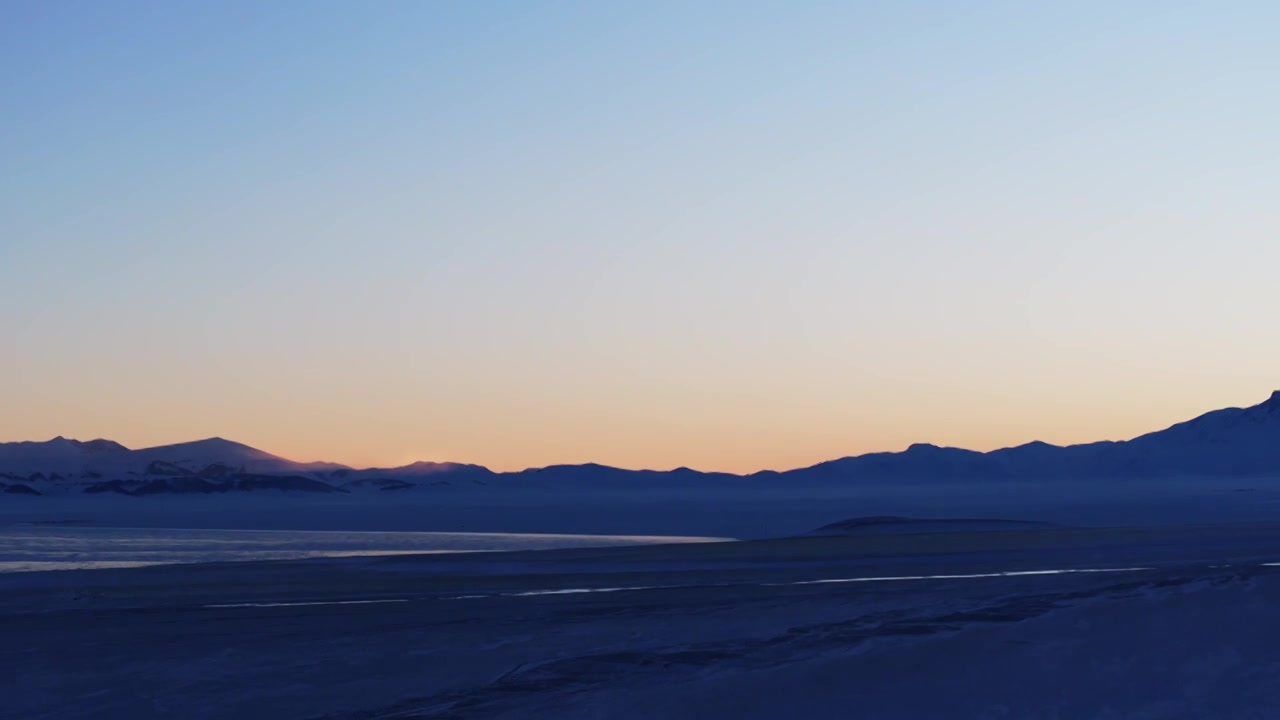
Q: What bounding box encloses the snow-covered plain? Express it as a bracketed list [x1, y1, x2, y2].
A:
[8, 523, 1280, 719]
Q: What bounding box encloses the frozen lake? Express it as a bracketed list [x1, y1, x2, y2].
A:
[0, 525, 727, 572]
[7, 475, 1280, 540]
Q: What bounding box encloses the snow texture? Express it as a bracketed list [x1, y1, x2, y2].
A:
[7, 523, 1280, 719]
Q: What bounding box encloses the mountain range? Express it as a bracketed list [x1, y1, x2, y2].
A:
[3, 391, 1279, 497]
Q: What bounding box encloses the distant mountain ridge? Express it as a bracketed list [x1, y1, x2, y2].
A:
[785, 390, 1280, 482]
[3, 391, 1280, 496]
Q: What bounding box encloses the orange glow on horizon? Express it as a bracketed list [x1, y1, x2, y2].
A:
[19, 385, 1271, 474]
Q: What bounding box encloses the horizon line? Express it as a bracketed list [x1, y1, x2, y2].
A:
[7, 389, 1277, 476]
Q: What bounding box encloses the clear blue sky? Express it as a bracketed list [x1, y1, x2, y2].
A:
[3, 1, 1278, 471]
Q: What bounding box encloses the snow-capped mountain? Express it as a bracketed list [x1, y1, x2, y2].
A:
[3, 390, 1279, 496]
[0, 436, 342, 478]
[0, 437, 351, 495]
[126, 437, 347, 475]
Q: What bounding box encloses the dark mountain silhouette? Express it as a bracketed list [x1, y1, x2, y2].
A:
[3, 390, 1280, 496]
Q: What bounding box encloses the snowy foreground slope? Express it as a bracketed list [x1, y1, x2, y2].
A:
[7, 523, 1280, 719]
[4, 391, 1280, 497]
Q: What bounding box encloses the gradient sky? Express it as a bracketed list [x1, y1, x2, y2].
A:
[3, 1, 1278, 472]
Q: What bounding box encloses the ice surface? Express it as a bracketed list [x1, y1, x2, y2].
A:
[8, 474, 1280, 541]
[0, 525, 727, 572]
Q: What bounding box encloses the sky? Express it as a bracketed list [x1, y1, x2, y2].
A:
[2, 1, 1278, 473]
